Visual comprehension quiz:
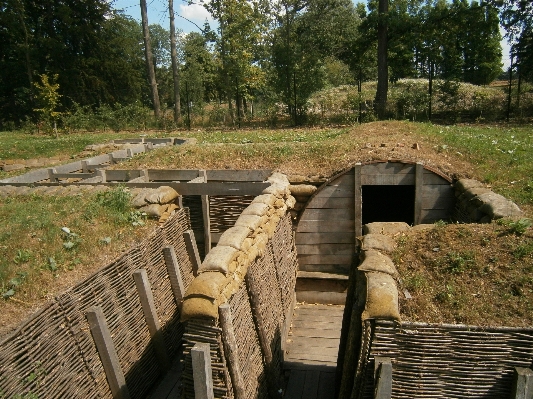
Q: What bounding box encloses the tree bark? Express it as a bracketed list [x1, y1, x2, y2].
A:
[169, 0, 181, 123]
[374, 0, 389, 120]
[140, 0, 161, 119]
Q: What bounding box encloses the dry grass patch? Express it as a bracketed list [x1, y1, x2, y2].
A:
[393, 221, 533, 327]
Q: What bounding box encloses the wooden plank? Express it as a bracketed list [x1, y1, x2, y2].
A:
[420, 209, 452, 222]
[293, 304, 345, 314]
[206, 170, 272, 182]
[285, 370, 306, 399]
[188, 176, 206, 183]
[283, 360, 337, 371]
[299, 208, 354, 220]
[291, 317, 344, 330]
[361, 163, 415, 175]
[296, 278, 348, 293]
[298, 263, 351, 275]
[132, 270, 171, 370]
[295, 232, 355, 245]
[512, 367, 533, 399]
[285, 337, 341, 349]
[327, 174, 355, 187]
[147, 169, 200, 181]
[191, 343, 215, 399]
[423, 172, 451, 185]
[304, 197, 353, 209]
[302, 370, 321, 399]
[295, 291, 346, 305]
[314, 185, 354, 198]
[374, 357, 393, 399]
[421, 192, 455, 210]
[146, 357, 182, 399]
[218, 305, 246, 399]
[52, 172, 97, 179]
[48, 168, 58, 183]
[297, 254, 353, 265]
[289, 328, 342, 339]
[297, 271, 349, 281]
[296, 243, 354, 255]
[317, 372, 336, 399]
[201, 194, 211, 255]
[105, 170, 142, 181]
[297, 220, 355, 233]
[414, 163, 424, 225]
[281, 292, 296, 356]
[86, 306, 131, 399]
[360, 174, 415, 185]
[284, 352, 338, 364]
[162, 246, 186, 302]
[354, 164, 362, 238]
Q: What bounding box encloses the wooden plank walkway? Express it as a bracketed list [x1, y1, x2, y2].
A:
[283, 303, 344, 399]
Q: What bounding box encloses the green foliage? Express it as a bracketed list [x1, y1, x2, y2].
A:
[508, 218, 532, 236]
[96, 186, 132, 214]
[33, 74, 62, 135]
[445, 251, 476, 274]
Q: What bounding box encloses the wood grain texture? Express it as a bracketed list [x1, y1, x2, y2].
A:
[297, 254, 353, 265]
[295, 232, 355, 245]
[299, 208, 355, 220]
[296, 220, 355, 233]
[361, 174, 415, 185]
[361, 163, 415, 175]
[296, 243, 354, 255]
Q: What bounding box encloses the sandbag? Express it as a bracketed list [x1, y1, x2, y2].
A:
[361, 271, 400, 321]
[358, 249, 397, 276]
[199, 246, 240, 275]
[289, 184, 317, 196]
[252, 194, 278, 207]
[181, 297, 218, 321]
[145, 186, 179, 204]
[131, 188, 151, 208]
[360, 234, 397, 253]
[242, 202, 270, 217]
[286, 195, 297, 209]
[262, 183, 289, 198]
[218, 226, 252, 251]
[235, 214, 267, 231]
[184, 271, 227, 300]
[363, 222, 410, 236]
[268, 172, 290, 186]
[158, 203, 179, 223]
[140, 203, 169, 218]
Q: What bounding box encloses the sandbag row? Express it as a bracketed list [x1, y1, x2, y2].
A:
[454, 178, 522, 223]
[181, 173, 296, 321]
[130, 185, 181, 223]
[356, 222, 404, 322]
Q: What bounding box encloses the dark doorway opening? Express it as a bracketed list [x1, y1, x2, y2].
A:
[362, 185, 415, 225]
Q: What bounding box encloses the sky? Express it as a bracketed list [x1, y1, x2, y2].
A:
[111, 0, 512, 68]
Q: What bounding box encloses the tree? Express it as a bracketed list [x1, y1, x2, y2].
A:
[374, 0, 389, 119]
[140, 0, 161, 118]
[169, 0, 181, 123]
[33, 74, 61, 137]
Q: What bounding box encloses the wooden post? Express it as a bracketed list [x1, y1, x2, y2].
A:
[48, 168, 58, 183]
[126, 148, 133, 158]
[218, 304, 246, 399]
[81, 160, 89, 173]
[191, 343, 215, 399]
[184, 229, 201, 276]
[141, 169, 149, 182]
[201, 194, 211, 255]
[163, 246, 186, 302]
[414, 162, 424, 225]
[98, 169, 107, 183]
[374, 357, 392, 399]
[133, 269, 171, 370]
[354, 163, 362, 237]
[108, 153, 115, 165]
[512, 367, 533, 399]
[86, 306, 131, 399]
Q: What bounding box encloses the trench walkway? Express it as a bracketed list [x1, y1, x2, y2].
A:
[283, 304, 344, 399]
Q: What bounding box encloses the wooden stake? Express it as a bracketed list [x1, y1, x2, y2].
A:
[184, 230, 201, 276]
[133, 269, 171, 370]
[218, 304, 246, 399]
[414, 162, 424, 225]
[354, 163, 362, 237]
[191, 343, 215, 399]
[163, 246, 186, 302]
[86, 306, 131, 399]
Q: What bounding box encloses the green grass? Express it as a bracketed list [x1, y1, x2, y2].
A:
[418, 124, 533, 207]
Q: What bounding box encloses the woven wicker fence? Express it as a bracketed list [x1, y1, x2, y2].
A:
[355, 320, 533, 399]
[0, 208, 195, 399]
[181, 212, 299, 399]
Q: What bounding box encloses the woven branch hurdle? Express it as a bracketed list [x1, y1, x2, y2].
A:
[0, 209, 195, 399]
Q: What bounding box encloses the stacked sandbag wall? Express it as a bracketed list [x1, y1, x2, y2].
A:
[453, 179, 522, 223]
[337, 222, 405, 399]
[180, 173, 298, 399]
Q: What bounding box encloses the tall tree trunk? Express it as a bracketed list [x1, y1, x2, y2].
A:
[374, 0, 389, 119]
[140, 0, 161, 119]
[168, 0, 180, 123]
